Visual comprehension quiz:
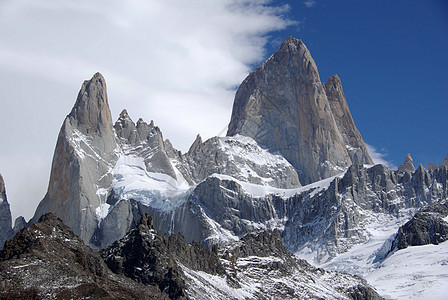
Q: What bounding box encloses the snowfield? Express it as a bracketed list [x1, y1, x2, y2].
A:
[366, 241, 448, 300]
[111, 155, 192, 212]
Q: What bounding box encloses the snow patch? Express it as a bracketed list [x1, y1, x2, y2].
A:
[110, 155, 192, 212]
[210, 170, 346, 199]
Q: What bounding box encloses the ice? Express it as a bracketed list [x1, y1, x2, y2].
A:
[210, 170, 347, 199]
[110, 155, 192, 212]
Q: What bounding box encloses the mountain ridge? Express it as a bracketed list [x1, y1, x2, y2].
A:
[1, 36, 447, 299]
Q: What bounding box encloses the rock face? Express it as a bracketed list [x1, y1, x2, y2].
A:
[185, 228, 383, 300]
[398, 153, 416, 173]
[186, 135, 301, 188]
[443, 153, 448, 167]
[0, 213, 164, 299]
[102, 214, 382, 300]
[391, 199, 448, 251]
[13, 216, 27, 233]
[0, 174, 14, 250]
[227, 37, 372, 184]
[101, 213, 224, 299]
[114, 109, 193, 184]
[324, 74, 372, 165]
[31, 73, 120, 244]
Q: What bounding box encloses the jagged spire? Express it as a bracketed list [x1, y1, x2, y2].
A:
[442, 153, 448, 167]
[68, 72, 113, 137]
[398, 153, 416, 173]
[0, 173, 14, 250]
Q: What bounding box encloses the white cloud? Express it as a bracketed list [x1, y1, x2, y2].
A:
[0, 0, 292, 221]
[303, 0, 316, 8]
[366, 143, 396, 169]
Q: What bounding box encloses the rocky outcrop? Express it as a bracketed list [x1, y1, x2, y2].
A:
[188, 229, 384, 300]
[31, 73, 120, 245]
[13, 216, 27, 233]
[101, 213, 224, 299]
[0, 174, 14, 250]
[185, 135, 301, 188]
[0, 213, 164, 299]
[284, 163, 448, 262]
[114, 109, 193, 185]
[443, 153, 448, 167]
[398, 153, 416, 173]
[227, 36, 372, 184]
[101, 214, 382, 300]
[391, 199, 448, 251]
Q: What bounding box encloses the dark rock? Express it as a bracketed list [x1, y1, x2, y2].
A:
[101, 213, 224, 299]
[0, 213, 164, 299]
[391, 199, 448, 250]
[13, 216, 27, 233]
[0, 174, 14, 250]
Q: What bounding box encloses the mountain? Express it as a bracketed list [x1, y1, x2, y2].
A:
[227, 37, 373, 185]
[0, 212, 381, 299]
[101, 213, 382, 299]
[31, 72, 120, 243]
[0, 174, 14, 250]
[16, 36, 448, 299]
[0, 213, 165, 299]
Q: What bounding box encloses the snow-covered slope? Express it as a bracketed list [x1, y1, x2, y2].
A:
[186, 134, 301, 189]
[366, 241, 448, 300]
[109, 155, 191, 212]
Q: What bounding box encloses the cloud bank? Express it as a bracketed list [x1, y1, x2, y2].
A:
[0, 0, 292, 220]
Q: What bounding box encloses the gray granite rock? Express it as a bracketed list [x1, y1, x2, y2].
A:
[0, 174, 14, 250]
[324, 74, 372, 165]
[185, 135, 301, 189]
[442, 153, 448, 167]
[114, 109, 194, 185]
[31, 73, 119, 245]
[227, 37, 372, 184]
[398, 153, 416, 173]
[13, 216, 27, 233]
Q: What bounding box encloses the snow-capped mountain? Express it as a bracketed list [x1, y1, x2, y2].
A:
[1, 36, 447, 299]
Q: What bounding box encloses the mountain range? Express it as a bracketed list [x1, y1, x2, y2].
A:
[1, 36, 447, 299]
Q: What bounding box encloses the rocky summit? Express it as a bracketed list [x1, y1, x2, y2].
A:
[227, 37, 373, 185]
[1, 36, 447, 299]
[0, 174, 14, 250]
[31, 72, 120, 244]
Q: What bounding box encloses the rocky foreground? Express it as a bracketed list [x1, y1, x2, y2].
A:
[0, 213, 382, 299]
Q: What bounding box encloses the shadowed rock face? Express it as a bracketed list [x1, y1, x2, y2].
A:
[101, 213, 225, 299]
[0, 174, 14, 250]
[391, 199, 448, 251]
[0, 213, 164, 299]
[227, 37, 372, 184]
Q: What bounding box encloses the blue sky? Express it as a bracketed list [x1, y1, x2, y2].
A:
[268, 0, 448, 167]
[0, 0, 446, 220]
